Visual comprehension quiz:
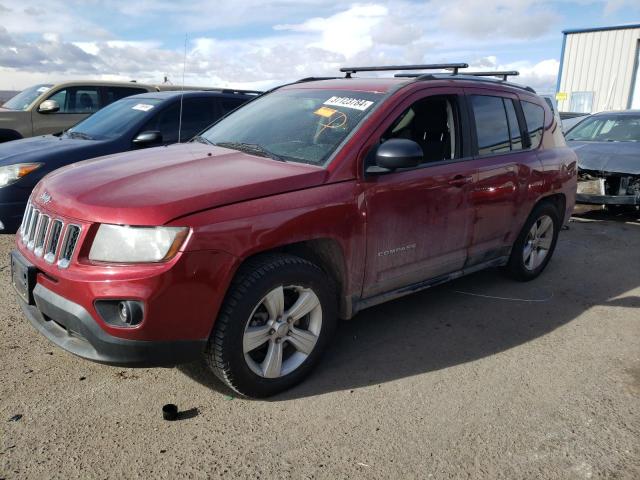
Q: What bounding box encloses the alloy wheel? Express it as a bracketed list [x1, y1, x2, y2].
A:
[522, 214, 554, 271]
[242, 285, 322, 379]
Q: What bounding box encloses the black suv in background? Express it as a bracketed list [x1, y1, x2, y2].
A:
[0, 89, 258, 232]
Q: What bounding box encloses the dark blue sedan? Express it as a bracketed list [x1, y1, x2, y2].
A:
[0, 89, 257, 232]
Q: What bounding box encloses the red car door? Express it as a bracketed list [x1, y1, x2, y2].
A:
[463, 89, 536, 265]
[359, 87, 476, 299]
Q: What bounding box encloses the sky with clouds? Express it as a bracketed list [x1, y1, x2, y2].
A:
[0, 0, 639, 93]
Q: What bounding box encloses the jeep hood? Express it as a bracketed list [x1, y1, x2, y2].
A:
[32, 143, 327, 225]
[569, 141, 640, 175]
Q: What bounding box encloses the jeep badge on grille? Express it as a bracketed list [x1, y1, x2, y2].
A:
[39, 192, 52, 204]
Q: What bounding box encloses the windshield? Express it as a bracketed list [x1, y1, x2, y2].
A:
[67, 97, 163, 140]
[200, 89, 384, 165]
[3, 84, 53, 111]
[566, 114, 640, 142]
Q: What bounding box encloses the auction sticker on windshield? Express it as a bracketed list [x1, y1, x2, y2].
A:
[323, 96, 374, 111]
[132, 104, 154, 112]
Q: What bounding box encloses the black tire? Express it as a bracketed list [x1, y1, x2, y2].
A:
[505, 202, 560, 281]
[205, 253, 337, 398]
[0, 129, 23, 144]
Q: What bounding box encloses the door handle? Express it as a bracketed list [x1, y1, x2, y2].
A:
[448, 175, 473, 187]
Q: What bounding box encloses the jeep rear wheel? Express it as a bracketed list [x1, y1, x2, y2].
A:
[205, 254, 336, 398]
[505, 202, 560, 281]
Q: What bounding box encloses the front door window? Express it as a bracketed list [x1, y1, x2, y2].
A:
[46, 87, 101, 114]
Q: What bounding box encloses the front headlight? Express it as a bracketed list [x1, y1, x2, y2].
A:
[0, 163, 43, 188]
[88, 225, 189, 263]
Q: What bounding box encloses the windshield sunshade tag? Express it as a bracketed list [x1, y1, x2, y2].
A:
[132, 103, 154, 112]
[323, 96, 374, 111]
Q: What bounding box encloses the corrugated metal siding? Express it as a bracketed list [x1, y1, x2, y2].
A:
[558, 27, 640, 112]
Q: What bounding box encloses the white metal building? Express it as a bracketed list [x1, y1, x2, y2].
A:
[556, 24, 640, 113]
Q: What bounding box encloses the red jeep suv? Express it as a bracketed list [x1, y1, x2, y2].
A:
[11, 64, 577, 397]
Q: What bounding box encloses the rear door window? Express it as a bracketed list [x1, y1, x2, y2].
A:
[104, 87, 148, 105]
[178, 98, 217, 140]
[218, 98, 247, 116]
[522, 101, 545, 148]
[471, 95, 527, 154]
[471, 95, 511, 155]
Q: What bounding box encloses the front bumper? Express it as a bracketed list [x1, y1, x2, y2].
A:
[18, 282, 206, 367]
[576, 193, 640, 205]
[12, 226, 238, 367]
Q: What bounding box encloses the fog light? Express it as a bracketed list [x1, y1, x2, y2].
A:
[117, 301, 144, 326]
[95, 300, 144, 327]
[118, 301, 130, 323]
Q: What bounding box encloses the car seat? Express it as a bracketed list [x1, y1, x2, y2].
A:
[411, 99, 451, 162]
[79, 93, 94, 112]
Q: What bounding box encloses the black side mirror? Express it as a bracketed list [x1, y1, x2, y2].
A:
[367, 139, 423, 174]
[133, 130, 163, 147]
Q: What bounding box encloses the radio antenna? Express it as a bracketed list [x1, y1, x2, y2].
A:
[177, 34, 187, 143]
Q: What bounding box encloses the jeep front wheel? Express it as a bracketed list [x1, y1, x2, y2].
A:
[205, 254, 337, 398]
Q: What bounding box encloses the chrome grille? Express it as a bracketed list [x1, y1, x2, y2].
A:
[58, 225, 81, 269]
[26, 210, 40, 250]
[34, 215, 50, 257]
[44, 220, 63, 264]
[20, 203, 33, 238]
[20, 203, 82, 268]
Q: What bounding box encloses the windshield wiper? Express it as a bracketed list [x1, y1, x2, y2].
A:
[192, 135, 213, 145]
[66, 131, 93, 140]
[213, 142, 285, 162]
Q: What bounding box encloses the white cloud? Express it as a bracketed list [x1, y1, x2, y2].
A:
[0, 0, 566, 93]
[276, 4, 389, 57]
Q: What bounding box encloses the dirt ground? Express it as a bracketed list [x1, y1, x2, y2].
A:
[1, 208, 639, 479]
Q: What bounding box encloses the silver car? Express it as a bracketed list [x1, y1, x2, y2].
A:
[567, 110, 640, 208]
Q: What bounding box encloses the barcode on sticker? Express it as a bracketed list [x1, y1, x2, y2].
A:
[323, 96, 373, 111]
[132, 103, 154, 112]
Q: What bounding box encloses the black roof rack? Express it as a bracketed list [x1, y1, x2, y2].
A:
[464, 71, 519, 81]
[393, 70, 535, 94]
[281, 66, 536, 94]
[340, 63, 469, 78]
[395, 70, 519, 81]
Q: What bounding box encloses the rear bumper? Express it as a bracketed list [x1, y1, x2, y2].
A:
[576, 193, 640, 205]
[19, 283, 206, 367]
